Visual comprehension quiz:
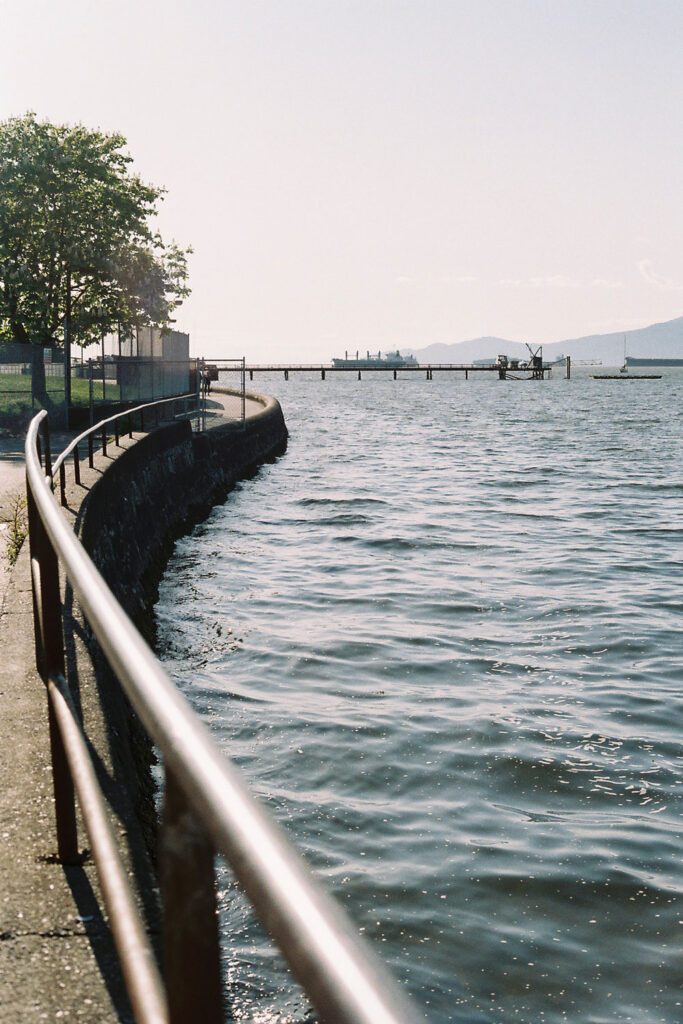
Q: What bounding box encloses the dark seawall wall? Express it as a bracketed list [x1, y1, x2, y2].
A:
[73, 391, 287, 869]
[79, 391, 287, 633]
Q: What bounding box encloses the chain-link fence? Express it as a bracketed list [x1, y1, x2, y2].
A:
[73, 357, 198, 423]
[0, 343, 67, 435]
[1, 346, 247, 436]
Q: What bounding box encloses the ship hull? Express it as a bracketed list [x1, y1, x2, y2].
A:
[625, 357, 683, 367]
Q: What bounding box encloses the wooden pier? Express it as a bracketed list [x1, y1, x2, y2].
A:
[235, 362, 553, 381]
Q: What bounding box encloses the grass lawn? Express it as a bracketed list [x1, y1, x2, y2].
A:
[0, 372, 120, 407]
[0, 372, 121, 433]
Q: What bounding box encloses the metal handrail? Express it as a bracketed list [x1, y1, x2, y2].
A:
[25, 410, 414, 1024]
[51, 391, 198, 477]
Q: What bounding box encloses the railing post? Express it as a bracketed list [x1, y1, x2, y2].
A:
[88, 432, 94, 468]
[73, 444, 81, 486]
[59, 463, 67, 507]
[160, 770, 223, 1024]
[26, 483, 45, 672]
[101, 423, 107, 458]
[241, 356, 246, 429]
[128, 413, 133, 439]
[115, 418, 120, 447]
[25, 474, 79, 864]
[41, 419, 52, 481]
[196, 360, 201, 432]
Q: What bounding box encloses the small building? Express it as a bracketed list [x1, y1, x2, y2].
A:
[118, 328, 191, 401]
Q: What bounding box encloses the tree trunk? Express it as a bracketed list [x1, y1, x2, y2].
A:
[31, 343, 48, 405]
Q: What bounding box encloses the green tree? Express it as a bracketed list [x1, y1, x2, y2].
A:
[0, 112, 190, 403]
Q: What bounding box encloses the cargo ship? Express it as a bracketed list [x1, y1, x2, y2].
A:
[331, 349, 419, 368]
[625, 357, 683, 367]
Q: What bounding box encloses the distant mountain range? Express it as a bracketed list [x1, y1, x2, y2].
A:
[402, 315, 683, 365]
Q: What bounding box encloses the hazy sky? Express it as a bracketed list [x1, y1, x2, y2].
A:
[1, 0, 682, 360]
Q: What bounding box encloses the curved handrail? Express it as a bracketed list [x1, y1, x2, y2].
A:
[25, 411, 415, 1024]
[51, 391, 198, 477]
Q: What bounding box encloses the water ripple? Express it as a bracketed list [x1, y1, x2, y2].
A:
[157, 371, 683, 1023]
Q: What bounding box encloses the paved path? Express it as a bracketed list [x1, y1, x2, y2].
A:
[0, 388, 265, 1020]
[0, 432, 149, 1022]
[202, 388, 263, 427]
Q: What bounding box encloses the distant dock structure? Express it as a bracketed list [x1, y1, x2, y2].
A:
[240, 347, 556, 381]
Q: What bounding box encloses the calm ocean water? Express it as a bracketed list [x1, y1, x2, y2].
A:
[156, 368, 682, 1024]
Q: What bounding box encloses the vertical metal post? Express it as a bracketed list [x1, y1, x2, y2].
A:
[115, 419, 120, 447]
[88, 359, 94, 427]
[41, 419, 52, 481]
[202, 359, 207, 431]
[59, 464, 67, 507]
[196, 359, 201, 432]
[88, 432, 94, 468]
[26, 467, 79, 864]
[26, 481, 45, 670]
[160, 770, 223, 1024]
[73, 445, 81, 486]
[566, 355, 571, 380]
[101, 424, 107, 458]
[101, 323, 106, 404]
[241, 356, 246, 428]
[128, 414, 133, 439]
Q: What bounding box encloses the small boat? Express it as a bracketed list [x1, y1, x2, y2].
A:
[620, 336, 628, 373]
[597, 339, 662, 377]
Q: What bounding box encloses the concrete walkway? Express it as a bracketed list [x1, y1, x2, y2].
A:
[0, 389, 262, 1021]
[202, 387, 263, 428]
